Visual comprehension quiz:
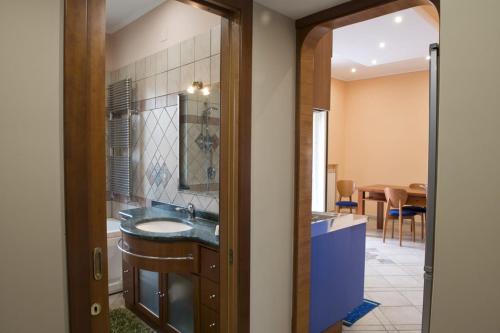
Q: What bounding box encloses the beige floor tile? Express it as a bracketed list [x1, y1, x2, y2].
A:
[401, 290, 424, 306]
[109, 293, 125, 310]
[380, 306, 422, 325]
[384, 276, 421, 288]
[366, 291, 412, 307]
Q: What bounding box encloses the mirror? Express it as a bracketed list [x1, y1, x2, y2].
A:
[178, 83, 220, 198]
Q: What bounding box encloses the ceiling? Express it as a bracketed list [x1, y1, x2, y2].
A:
[255, 0, 349, 19]
[332, 7, 439, 81]
[106, 0, 166, 34]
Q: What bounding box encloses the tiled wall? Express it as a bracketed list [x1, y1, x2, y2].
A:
[107, 24, 221, 216]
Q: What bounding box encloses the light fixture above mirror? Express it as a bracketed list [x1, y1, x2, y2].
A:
[187, 81, 210, 95]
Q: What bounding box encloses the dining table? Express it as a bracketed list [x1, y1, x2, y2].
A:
[356, 184, 427, 229]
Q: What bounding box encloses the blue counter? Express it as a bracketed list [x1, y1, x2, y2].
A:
[310, 214, 367, 333]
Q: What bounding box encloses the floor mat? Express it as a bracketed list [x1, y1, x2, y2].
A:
[343, 299, 380, 327]
[110, 308, 154, 333]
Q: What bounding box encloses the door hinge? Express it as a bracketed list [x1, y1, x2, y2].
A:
[229, 249, 233, 265]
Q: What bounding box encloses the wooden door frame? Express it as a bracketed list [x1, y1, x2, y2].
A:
[292, 1, 439, 332]
[63, 0, 252, 332]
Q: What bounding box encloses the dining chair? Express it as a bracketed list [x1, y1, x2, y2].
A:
[383, 187, 418, 246]
[335, 180, 358, 213]
[405, 183, 427, 240]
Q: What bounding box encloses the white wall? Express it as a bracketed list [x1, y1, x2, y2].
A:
[430, 0, 500, 332]
[106, 0, 220, 71]
[0, 1, 68, 332]
[251, 3, 296, 333]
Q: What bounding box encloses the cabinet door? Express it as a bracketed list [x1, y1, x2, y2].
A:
[165, 273, 198, 333]
[136, 269, 162, 325]
[200, 305, 219, 333]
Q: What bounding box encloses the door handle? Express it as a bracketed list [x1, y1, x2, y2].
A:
[93, 247, 103, 281]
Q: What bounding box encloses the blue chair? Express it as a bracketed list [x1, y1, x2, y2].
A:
[404, 183, 427, 240]
[335, 180, 358, 213]
[383, 187, 417, 246]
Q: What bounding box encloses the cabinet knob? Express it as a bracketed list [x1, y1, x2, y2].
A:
[209, 323, 216, 328]
[209, 264, 217, 269]
[123, 269, 129, 273]
[209, 294, 216, 300]
[123, 290, 129, 294]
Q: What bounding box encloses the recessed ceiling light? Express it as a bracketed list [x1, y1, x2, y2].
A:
[379, 42, 386, 49]
[394, 16, 403, 23]
[351, 68, 357, 73]
[426, 55, 431, 60]
[371, 59, 377, 65]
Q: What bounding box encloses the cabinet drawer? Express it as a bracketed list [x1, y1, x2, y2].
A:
[200, 247, 219, 282]
[201, 305, 219, 333]
[201, 277, 219, 311]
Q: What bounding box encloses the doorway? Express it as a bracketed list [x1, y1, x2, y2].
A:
[63, 0, 252, 332]
[293, 1, 439, 333]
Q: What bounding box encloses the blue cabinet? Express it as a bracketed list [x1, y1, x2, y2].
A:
[310, 222, 366, 333]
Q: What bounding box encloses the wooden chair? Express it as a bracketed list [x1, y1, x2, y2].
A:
[335, 180, 358, 213]
[405, 183, 427, 240]
[383, 187, 418, 246]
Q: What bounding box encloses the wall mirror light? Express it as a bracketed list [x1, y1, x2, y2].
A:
[178, 81, 220, 199]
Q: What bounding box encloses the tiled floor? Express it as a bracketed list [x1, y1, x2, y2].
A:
[345, 217, 425, 333]
[109, 292, 125, 310]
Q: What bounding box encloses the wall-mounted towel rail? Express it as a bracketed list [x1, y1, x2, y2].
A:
[107, 78, 133, 197]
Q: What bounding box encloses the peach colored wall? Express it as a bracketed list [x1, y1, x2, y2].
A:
[329, 71, 429, 214]
[106, 0, 220, 71]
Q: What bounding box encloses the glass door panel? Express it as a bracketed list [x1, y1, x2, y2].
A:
[166, 273, 195, 333]
[138, 269, 160, 317]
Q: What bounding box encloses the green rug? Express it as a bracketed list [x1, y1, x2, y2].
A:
[110, 308, 154, 333]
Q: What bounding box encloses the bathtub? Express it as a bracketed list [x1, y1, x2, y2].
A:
[107, 218, 123, 294]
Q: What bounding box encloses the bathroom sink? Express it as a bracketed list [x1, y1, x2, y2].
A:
[135, 220, 193, 233]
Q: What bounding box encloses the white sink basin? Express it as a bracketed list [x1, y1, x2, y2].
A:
[136, 220, 193, 233]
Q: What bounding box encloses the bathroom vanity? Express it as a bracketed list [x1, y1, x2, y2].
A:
[119, 206, 220, 333]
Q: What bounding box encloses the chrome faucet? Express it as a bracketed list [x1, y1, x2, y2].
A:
[175, 203, 195, 220]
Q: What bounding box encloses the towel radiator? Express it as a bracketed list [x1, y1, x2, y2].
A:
[107, 78, 133, 197]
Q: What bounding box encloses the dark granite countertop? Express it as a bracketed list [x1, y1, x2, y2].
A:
[119, 206, 219, 248]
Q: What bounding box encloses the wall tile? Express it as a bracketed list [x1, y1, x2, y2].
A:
[211, 24, 221, 55]
[181, 38, 195, 66]
[155, 49, 168, 74]
[210, 55, 220, 84]
[135, 57, 146, 80]
[194, 58, 210, 86]
[180, 63, 194, 92]
[167, 68, 180, 94]
[144, 55, 156, 78]
[195, 31, 211, 61]
[155, 72, 167, 97]
[110, 69, 120, 83]
[167, 94, 178, 107]
[137, 76, 156, 101]
[118, 64, 135, 81]
[167, 43, 181, 70]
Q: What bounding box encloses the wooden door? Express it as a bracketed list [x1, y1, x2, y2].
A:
[64, 0, 109, 331]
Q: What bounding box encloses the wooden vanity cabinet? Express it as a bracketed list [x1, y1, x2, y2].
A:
[121, 234, 220, 333]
